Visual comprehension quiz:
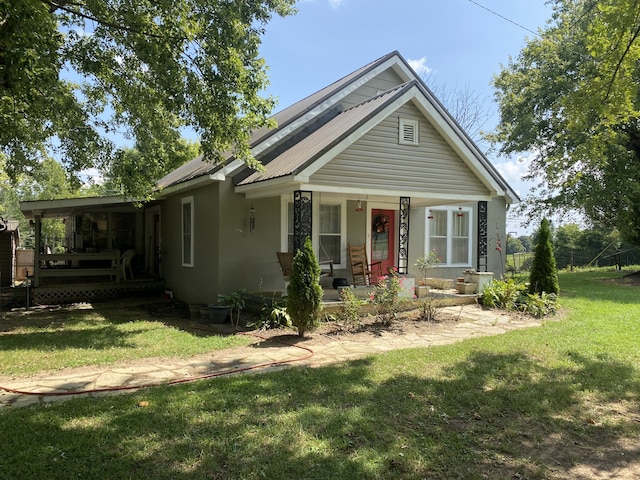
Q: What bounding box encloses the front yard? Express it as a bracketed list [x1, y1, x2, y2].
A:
[1, 269, 639, 479]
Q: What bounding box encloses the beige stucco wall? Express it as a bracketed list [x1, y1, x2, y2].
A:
[160, 183, 220, 305]
[162, 182, 286, 304]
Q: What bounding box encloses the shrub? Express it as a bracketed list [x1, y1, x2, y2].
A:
[529, 218, 560, 295]
[523, 292, 557, 318]
[480, 278, 527, 310]
[337, 287, 365, 330]
[369, 272, 403, 325]
[481, 277, 557, 317]
[286, 238, 323, 337]
[418, 296, 440, 322]
[249, 303, 291, 330]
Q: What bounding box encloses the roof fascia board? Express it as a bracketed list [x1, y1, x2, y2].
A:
[157, 172, 225, 198]
[20, 195, 134, 215]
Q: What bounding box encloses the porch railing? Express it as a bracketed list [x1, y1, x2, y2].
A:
[35, 251, 121, 286]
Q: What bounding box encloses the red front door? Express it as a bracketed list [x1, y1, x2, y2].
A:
[371, 209, 395, 279]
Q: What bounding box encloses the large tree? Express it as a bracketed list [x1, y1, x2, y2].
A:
[0, 0, 295, 198]
[491, 0, 640, 244]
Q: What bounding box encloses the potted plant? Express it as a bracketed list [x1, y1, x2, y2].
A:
[414, 249, 439, 297]
[218, 289, 248, 329]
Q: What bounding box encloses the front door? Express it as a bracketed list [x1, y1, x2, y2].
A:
[371, 209, 395, 278]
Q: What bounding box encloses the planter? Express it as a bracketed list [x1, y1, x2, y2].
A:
[455, 282, 477, 295]
[188, 304, 205, 318]
[416, 285, 430, 298]
[208, 305, 229, 324]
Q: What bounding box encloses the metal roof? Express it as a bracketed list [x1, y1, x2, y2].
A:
[238, 83, 413, 185]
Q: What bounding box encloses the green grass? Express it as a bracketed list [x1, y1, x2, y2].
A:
[0, 305, 251, 376]
[1, 269, 639, 479]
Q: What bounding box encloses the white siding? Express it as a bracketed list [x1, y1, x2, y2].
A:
[311, 102, 489, 195]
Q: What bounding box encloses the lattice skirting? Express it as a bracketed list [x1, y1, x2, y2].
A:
[33, 281, 165, 305]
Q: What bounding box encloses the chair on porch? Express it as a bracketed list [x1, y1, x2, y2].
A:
[348, 243, 382, 287]
[120, 249, 136, 280]
[276, 252, 294, 279]
[276, 251, 335, 281]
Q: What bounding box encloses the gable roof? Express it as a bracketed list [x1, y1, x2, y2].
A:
[156, 51, 407, 192]
[158, 51, 519, 204]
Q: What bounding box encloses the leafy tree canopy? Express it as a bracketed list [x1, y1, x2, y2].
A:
[0, 0, 295, 198]
[491, 0, 640, 244]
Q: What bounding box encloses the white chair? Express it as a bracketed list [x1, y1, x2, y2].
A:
[120, 250, 136, 280]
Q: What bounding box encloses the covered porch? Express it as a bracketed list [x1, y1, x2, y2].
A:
[19, 196, 164, 304]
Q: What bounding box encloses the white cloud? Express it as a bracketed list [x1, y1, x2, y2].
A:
[407, 57, 432, 77]
[328, 0, 344, 8]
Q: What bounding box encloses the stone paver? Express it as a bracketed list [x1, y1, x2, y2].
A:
[0, 305, 542, 408]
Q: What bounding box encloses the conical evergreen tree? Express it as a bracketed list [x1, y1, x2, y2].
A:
[529, 218, 559, 295]
[286, 238, 323, 337]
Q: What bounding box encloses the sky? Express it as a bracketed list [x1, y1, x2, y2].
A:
[256, 0, 554, 235]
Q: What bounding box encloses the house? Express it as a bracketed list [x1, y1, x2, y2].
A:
[0, 218, 20, 287]
[20, 51, 518, 305]
[156, 51, 518, 305]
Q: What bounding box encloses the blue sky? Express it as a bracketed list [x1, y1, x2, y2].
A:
[258, 0, 554, 235]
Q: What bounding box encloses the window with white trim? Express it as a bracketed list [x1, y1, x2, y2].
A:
[182, 196, 194, 267]
[399, 118, 419, 145]
[427, 207, 472, 266]
[319, 204, 341, 264]
[286, 200, 344, 266]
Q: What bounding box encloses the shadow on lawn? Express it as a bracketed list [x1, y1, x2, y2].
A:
[1, 350, 639, 479]
[0, 324, 137, 351]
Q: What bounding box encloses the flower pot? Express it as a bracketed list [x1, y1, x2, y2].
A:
[208, 305, 229, 324]
[416, 285, 430, 298]
[188, 304, 204, 318]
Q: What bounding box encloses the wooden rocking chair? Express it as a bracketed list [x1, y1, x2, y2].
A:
[276, 252, 294, 278]
[348, 243, 382, 286]
[276, 251, 335, 280]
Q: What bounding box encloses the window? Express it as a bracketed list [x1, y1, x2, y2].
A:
[319, 204, 341, 264]
[399, 118, 419, 145]
[182, 196, 194, 267]
[285, 199, 344, 267]
[427, 207, 471, 265]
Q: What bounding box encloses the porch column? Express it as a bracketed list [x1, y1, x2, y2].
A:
[477, 200, 488, 272]
[33, 214, 42, 287]
[293, 190, 312, 253]
[398, 196, 410, 274]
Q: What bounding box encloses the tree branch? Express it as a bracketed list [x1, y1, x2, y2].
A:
[45, 0, 167, 40]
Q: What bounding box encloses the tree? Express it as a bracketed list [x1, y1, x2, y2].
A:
[491, 0, 640, 244]
[0, 0, 295, 198]
[422, 74, 491, 150]
[506, 236, 525, 255]
[529, 219, 559, 295]
[286, 238, 323, 337]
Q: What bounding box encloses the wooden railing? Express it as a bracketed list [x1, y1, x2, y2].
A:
[36, 251, 121, 284]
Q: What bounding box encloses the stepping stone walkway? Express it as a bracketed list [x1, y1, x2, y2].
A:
[0, 305, 542, 408]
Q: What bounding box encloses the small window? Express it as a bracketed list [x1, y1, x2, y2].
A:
[399, 118, 419, 145]
[182, 196, 194, 267]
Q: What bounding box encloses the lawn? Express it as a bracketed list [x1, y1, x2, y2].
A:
[0, 300, 251, 376]
[1, 270, 639, 479]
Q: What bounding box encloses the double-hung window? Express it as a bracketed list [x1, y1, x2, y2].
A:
[285, 199, 344, 267]
[182, 196, 194, 267]
[427, 207, 472, 266]
[319, 204, 341, 264]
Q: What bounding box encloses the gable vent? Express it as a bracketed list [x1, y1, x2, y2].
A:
[399, 118, 419, 145]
